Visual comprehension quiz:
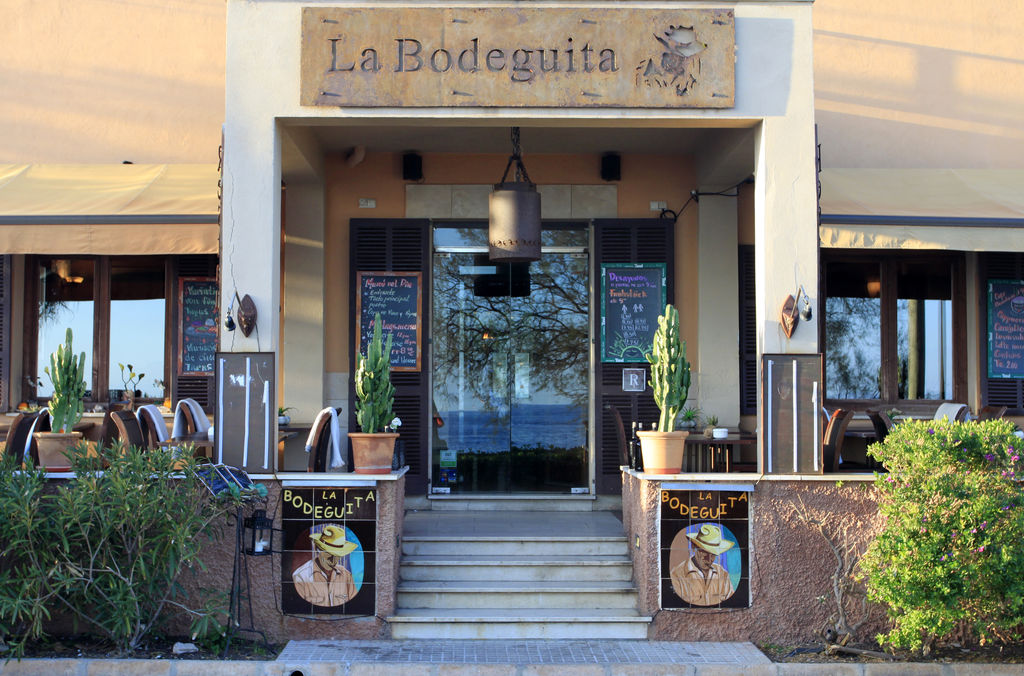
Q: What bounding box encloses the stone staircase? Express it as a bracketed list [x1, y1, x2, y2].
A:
[387, 507, 651, 639]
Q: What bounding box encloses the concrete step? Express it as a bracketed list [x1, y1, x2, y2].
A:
[399, 555, 634, 582]
[387, 608, 652, 639]
[397, 580, 639, 609]
[427, 498, 598, 512]
[402, 535, 629, 557]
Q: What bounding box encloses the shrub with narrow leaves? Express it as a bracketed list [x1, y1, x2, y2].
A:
[0, 444, 241, 654]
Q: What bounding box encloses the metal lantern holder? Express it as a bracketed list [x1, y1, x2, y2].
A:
[194, 463, 272, 655]
[244, 508, 276, 557]
[489, 127, 541, 263]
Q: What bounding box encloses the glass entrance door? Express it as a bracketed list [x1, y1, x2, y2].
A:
[431, 225, 589, 493]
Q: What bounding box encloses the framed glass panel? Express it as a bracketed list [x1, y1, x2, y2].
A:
[109, 257, 166, 401]
[36, 258, 94, 398]
[431, 224, 589, 493]
[896, 261, 953, 400]
[824, 261, 881, 399]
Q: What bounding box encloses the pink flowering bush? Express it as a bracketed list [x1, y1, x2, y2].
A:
[861, 418, 1024, 652]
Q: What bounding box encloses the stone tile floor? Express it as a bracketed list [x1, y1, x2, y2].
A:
[276, 640, 770, 665]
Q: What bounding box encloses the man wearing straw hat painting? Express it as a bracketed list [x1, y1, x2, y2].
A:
[292, 524, 358, 607]
[670, 523, 736, 606]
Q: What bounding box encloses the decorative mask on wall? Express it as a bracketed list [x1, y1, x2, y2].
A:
[237, 294, 258, 337]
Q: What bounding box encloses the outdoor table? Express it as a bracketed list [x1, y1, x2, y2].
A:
[161, 431, 215, 458]
[0, 419, 94, 436]
[162, 430, 298, 461]
[682, 433, 756, 473]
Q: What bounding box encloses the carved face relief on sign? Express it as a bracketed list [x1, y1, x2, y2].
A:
[636, 25, 708, 96]
[301, 8, 735, 108]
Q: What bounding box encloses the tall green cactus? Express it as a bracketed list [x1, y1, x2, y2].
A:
[354, 313, 395, 434]
[645, 304, 691, 433]
[44, 328, 87, 433]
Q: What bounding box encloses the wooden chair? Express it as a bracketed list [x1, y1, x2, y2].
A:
[109, 410, 146, 450]
[136, 406, 168, 450]
[977, 405, 1008, 421]
[864, 409, 894, 444]
[180, 400, 198, 435]
[934, 403, 969, 422]
[99, 404, 128, 449]
[4, 412, 44, 467]
[822, 408, 853, 473]
[307, 407, 343, 472]
[606, 404, 629, 468]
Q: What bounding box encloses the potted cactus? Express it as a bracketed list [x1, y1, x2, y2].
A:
[34, 328, 88, 470]
[348, 313, 399, 474]
[637, 304, 691, 474]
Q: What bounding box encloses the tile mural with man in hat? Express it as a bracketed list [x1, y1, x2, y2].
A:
[281, 487, 376, 615]
[660, 487, 750, 609]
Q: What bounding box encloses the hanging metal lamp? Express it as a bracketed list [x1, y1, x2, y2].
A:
[489, 127, 541, 262]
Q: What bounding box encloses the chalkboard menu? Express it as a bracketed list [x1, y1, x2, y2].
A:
[600, 263, 666, 363]
[987, 279, 1024, 379]
[356, 271, 421, 371]
[178, 277, 218, 376]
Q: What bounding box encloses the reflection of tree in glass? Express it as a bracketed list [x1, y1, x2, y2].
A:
[432, 252, 589, 415]
[825, 297, 881, 399]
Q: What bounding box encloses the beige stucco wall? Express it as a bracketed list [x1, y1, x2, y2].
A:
[814, 0, 1024, 169]
[0, 0, 225, 164]
[176, 478, 405, 641]
[622, 473, 886, 642]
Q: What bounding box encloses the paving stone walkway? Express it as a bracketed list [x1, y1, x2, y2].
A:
[276, 639, 771, 665]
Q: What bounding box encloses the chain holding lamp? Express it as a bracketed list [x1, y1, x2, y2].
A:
[489, 127, 541, 263]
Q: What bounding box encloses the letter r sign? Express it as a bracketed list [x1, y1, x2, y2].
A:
[622, 368, 646, 393]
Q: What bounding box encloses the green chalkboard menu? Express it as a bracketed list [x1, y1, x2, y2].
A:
[600, 263, 666, 363]
[178, 277, 218, 376]
[356, 271, 421, 372]
[987, 279, 1024, 379]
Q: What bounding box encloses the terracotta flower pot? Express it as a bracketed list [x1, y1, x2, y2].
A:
[32, 431, 84, 472]
[637, 430, 688, 474]
[348, 432, 398, 474]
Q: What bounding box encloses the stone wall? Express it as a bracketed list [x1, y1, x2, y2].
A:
[179, 477, 405, 642]
[623, 473, 887, 643]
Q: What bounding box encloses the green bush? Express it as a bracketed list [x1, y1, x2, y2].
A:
[0, 443, 240, 655]
[861, 418, 1024, 652]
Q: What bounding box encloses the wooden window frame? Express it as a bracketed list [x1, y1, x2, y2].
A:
[821, 250, 966, 416]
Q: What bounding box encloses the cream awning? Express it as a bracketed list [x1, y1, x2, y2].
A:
[819, 169, 1024, 252]
[0, 164, 220, 255]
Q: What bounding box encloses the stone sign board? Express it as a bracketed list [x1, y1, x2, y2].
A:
[301, 8, 734, 108]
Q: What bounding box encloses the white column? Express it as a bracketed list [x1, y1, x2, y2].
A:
[221, 2, 282, 355]
[282, 181, 326, 423]
[697, 194, 740, 428]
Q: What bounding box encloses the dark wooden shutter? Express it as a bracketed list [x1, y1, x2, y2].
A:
[738, 245, 757, 414]
[593, 219, 674, 494]
[350, 219, 430, 495]
[981, 252, 1024, 413]
[0, 256, 9, 412]
[171, 255, 218, 411]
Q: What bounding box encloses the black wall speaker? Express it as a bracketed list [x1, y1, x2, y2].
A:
[402, 153, 423, 181]
[601, 154, 621, 182]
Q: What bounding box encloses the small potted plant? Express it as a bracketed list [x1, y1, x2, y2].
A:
[680, 406, 701, 429]
[34, 328, 88, 470]
[348, 313, 398, 474]
[118, 363, 144, 412]
[637, 304, 691, 474]
[278, 406, 294, 426]
[703, 415, 719, 438]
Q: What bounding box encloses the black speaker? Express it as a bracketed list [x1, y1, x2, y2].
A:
[601, 153, 621, 182]
[402, 152, 423, 181]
